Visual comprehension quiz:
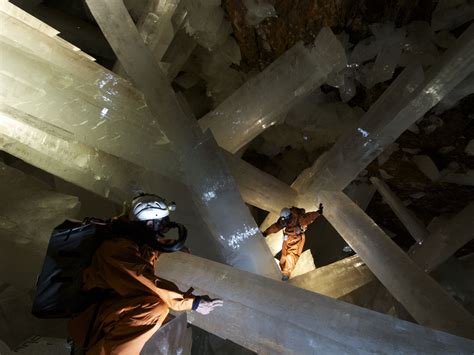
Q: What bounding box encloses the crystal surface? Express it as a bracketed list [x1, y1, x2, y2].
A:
[370, 177, 429, 244]
[300, 24, 474, 207]
[242, 0, 277, 26]
[412, 155, 441, 181]
[142, 313, 190, 355]
[199, 27, 347, 153]
[409, 202, 474, 273]
[0, 104, 222, 262]
[399, 21, 439, 68]
[223, 150, 297, 215]
[288, 250, 316, 278]
[0, 13, 180, 179]
[85, 0, 280, 278]
[157, 252, 474, 353]
[290, 256, 375, 299]
[434, 72, 474, 114]
[365, 23, 405, 88]
[0, 8, 289, 216]
[317, 190, 474, 338]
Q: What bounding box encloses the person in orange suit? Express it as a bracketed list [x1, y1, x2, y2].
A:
[263, 204, 323, 281]
[68, 194, 222, 354]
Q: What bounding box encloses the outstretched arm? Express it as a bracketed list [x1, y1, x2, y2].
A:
[299, 211, 321, 226]
[262, 217, 286, 236]
[92, 239, 199, 311]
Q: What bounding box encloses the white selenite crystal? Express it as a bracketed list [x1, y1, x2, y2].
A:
[431, 0, 474, 31]
[85, 0, 280, 278]
[158, 251, 474, 353]
[412, 155, 441, 181]
[199, 27, 347, 153]
[400, 21, 439, 67]
[289, 249, 316, 278]
[441, 170, 474, 186]
[365, 23, 406, 88]
[350, 36, 380, 64]
[377, 143, 399, 166]
[370, 177, 428, 244]
[0, 104, 222, 262]
[0, 15, 181, 179]
[299, 24, 474, 203]
[434, 72, 474, 114]
[290, 256, 374, 299]
[243, 0, 277, 26]
[0, 162, 80, 247]
[315, 191, 474, 338]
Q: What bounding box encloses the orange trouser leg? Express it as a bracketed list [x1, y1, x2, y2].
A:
[70, 295, 169, 355]
[280, 235, 305, 277]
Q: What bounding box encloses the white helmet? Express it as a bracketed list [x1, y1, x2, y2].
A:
[129, 194, 174, 221]
[280, 207, 291, 220]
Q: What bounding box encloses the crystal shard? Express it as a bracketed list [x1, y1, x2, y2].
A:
[85, 0, 279, 278]
[199, 27, 347, 153]
[157, 252, 474, 352]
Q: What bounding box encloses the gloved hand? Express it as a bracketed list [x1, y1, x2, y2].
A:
[318, 203, 323, 215]
[195, 297, 224, 315]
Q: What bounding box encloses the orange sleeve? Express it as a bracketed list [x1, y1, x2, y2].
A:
[299, 211, 320, 226]
[263, 220, 284, 236]
[94, 239, 194, 312]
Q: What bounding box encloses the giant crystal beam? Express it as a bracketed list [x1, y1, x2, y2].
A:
[85, 0, 280, 278]
[0, 9, 180, 179]
[409, 202, 474, 273]
[223, 150, 297, 215]
[289, 255, 375, 299]
[370, 176, 429, 244]
[300, 24, 474, 207]
[198, 28, 347, 153]
[0, 103, 223, 262]
[0, 5, 296, 215]
[156, 252, 474, 353]
[317, 190, 474, 339]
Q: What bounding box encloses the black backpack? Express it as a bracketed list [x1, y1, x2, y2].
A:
[32, 218, 187, 319]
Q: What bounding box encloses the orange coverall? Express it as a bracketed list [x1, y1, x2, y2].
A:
[68, 237, 195, 355]
[263, 207, 320, 277]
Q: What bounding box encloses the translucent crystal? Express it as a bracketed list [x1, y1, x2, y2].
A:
[316, 191, 474, 338]
[0, 14, 179, 179]
[0, 104, 222, 262]
[300, 24, 474, 203]
[288, 250, 316, 278]
[409, 202, 474, 273]
[223, 150, 297, 215]
[290, 256, 375, 299]
[370, 177, 428, 244]
[243, 0, 277, 26]
[0, 161, 80, 247]
[157, 252, 474, 353]
[85, 0, 280, 278]
[399, 21, 439, 67]
[434, 72, 474, 114]
[142, 313, 190, 355]
[199, 27, 347, 153]
[365, 24, 406, 88]
[412, 155, 441, 181]
[349, 36, 379, 64]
